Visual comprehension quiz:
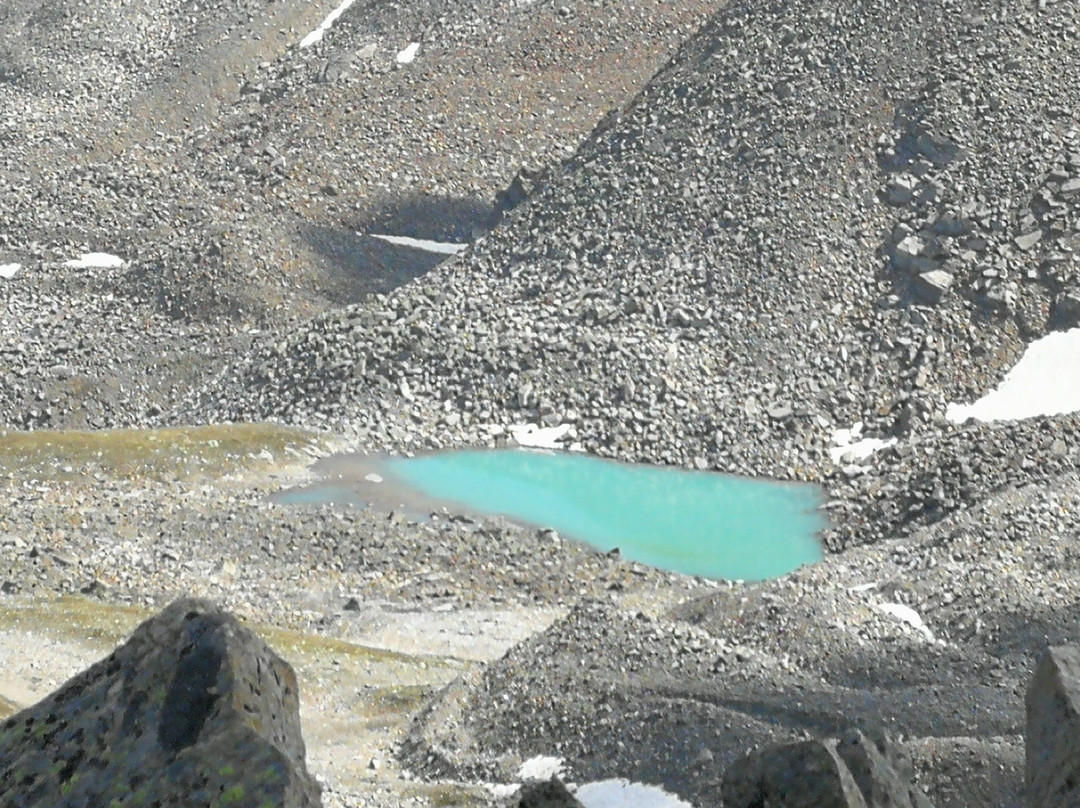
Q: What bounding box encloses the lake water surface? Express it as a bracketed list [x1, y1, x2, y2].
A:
[277, 449, 825, 581]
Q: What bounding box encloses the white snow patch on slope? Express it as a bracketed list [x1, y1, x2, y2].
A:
[509, 423, 573, 449]
[0, 263, 19, 279]
[575, 779, 696, 808]
[396, 42, 420, 63]
[830, 422, 896, 464]
[63, 253, 124, 269]
[946, 327, 1080, 423]
[300, 0, 358, 48]
[876, 602, 938, 644]
[518, 755, 563, 781]
[368, 233, 467, 255]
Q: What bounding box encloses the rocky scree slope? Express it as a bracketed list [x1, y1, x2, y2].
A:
[193, 0, 1080, 547]
[403, 465, 1080, 807]
[0, 0, 713, 430]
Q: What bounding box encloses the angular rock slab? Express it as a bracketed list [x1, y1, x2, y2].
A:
[835, 731, 934, 808]
[1027, 645, 1080, 808]
[0, 598, 321, 807]
[723, 739, 869, 808]
[723, 734, 936, 808]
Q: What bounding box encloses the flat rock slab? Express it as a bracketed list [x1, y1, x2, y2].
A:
[0, 597, 322, 807]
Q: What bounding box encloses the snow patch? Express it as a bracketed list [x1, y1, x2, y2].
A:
[368, 233, 467, 255]
[508, 423, 573, 449]
[63, 252, 125, 269]
[518, 755, 564, 781]
[0, 263, 19, 279]
[876, 602, 938, 644]
[830, 422, 896, 464]
[946, 327, 1080, 423]
[300, 0, 358, 48]
[575, 779, 696, 808]
[396, 42, 420, 63]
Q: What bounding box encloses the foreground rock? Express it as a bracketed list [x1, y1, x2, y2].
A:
[0, 598, 321, 807]
[1027, 645, 1080, 808]
[723, 731, 933, 808]
[518, 778, 586, 808]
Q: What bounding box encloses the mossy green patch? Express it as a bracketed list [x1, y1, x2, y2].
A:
[0, 423, 330, 484]
[218, 784, 245, 805]
[258, 624, 462, 672]
[0, 595, 149, 652]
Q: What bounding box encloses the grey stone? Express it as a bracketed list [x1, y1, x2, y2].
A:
[1027, 645, 1080, 808]
[1055, 291, 1080, 326]
[835, 731, 934, 808]
[1060, 178, 1080, 196]
[1015, 230, 1044, 251]
[885, 175, 919, 206]
[518, 777, 586, 808]
[723, 739, 869, 808]
[914, 270, 953, 303]
[0, 598, 322, 807]
[893, 235, 927, 271]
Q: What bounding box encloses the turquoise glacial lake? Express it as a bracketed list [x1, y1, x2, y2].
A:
[282, 449, 827, 581]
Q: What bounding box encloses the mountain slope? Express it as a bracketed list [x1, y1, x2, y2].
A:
[200, 0, 1080, 540]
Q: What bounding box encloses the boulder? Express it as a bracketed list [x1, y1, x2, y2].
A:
[1026, 645, 1080, 808]
[914, 270, 954, 304]
[1053, 291, 1080, 327]
[0, 598, 322, 807]
[722, 739, 869, 808]
[518, 777, 587, 808]
[723, 735, 936, 808]
[835, 731, 934, 808]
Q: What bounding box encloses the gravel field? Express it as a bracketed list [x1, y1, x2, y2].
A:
[3, 0, 1080, 804]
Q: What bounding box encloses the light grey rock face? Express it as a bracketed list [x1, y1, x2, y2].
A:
[1026, 645, 1080, 808]
[0, 598, 322, 808]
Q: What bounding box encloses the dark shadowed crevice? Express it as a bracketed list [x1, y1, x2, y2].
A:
[158, 631, 224, 753]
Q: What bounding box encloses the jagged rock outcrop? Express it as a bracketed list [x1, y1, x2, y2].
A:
[723, 732, 934, 808]
[518, 777, 586, 808]
[0, 598, 321, 807]
[1026, 645, 1080, 808]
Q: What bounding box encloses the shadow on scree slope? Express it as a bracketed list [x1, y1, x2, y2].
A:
[301, 193, 496, 305]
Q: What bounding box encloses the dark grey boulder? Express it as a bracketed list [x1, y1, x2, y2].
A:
[724, 734, 936, 808]
[0, 597, 321, 807]
[1026, 645, 1080, 808]
[518, 777, 586, 808]
[835, 731, 934, 808]
[722, 739, 869, 808]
